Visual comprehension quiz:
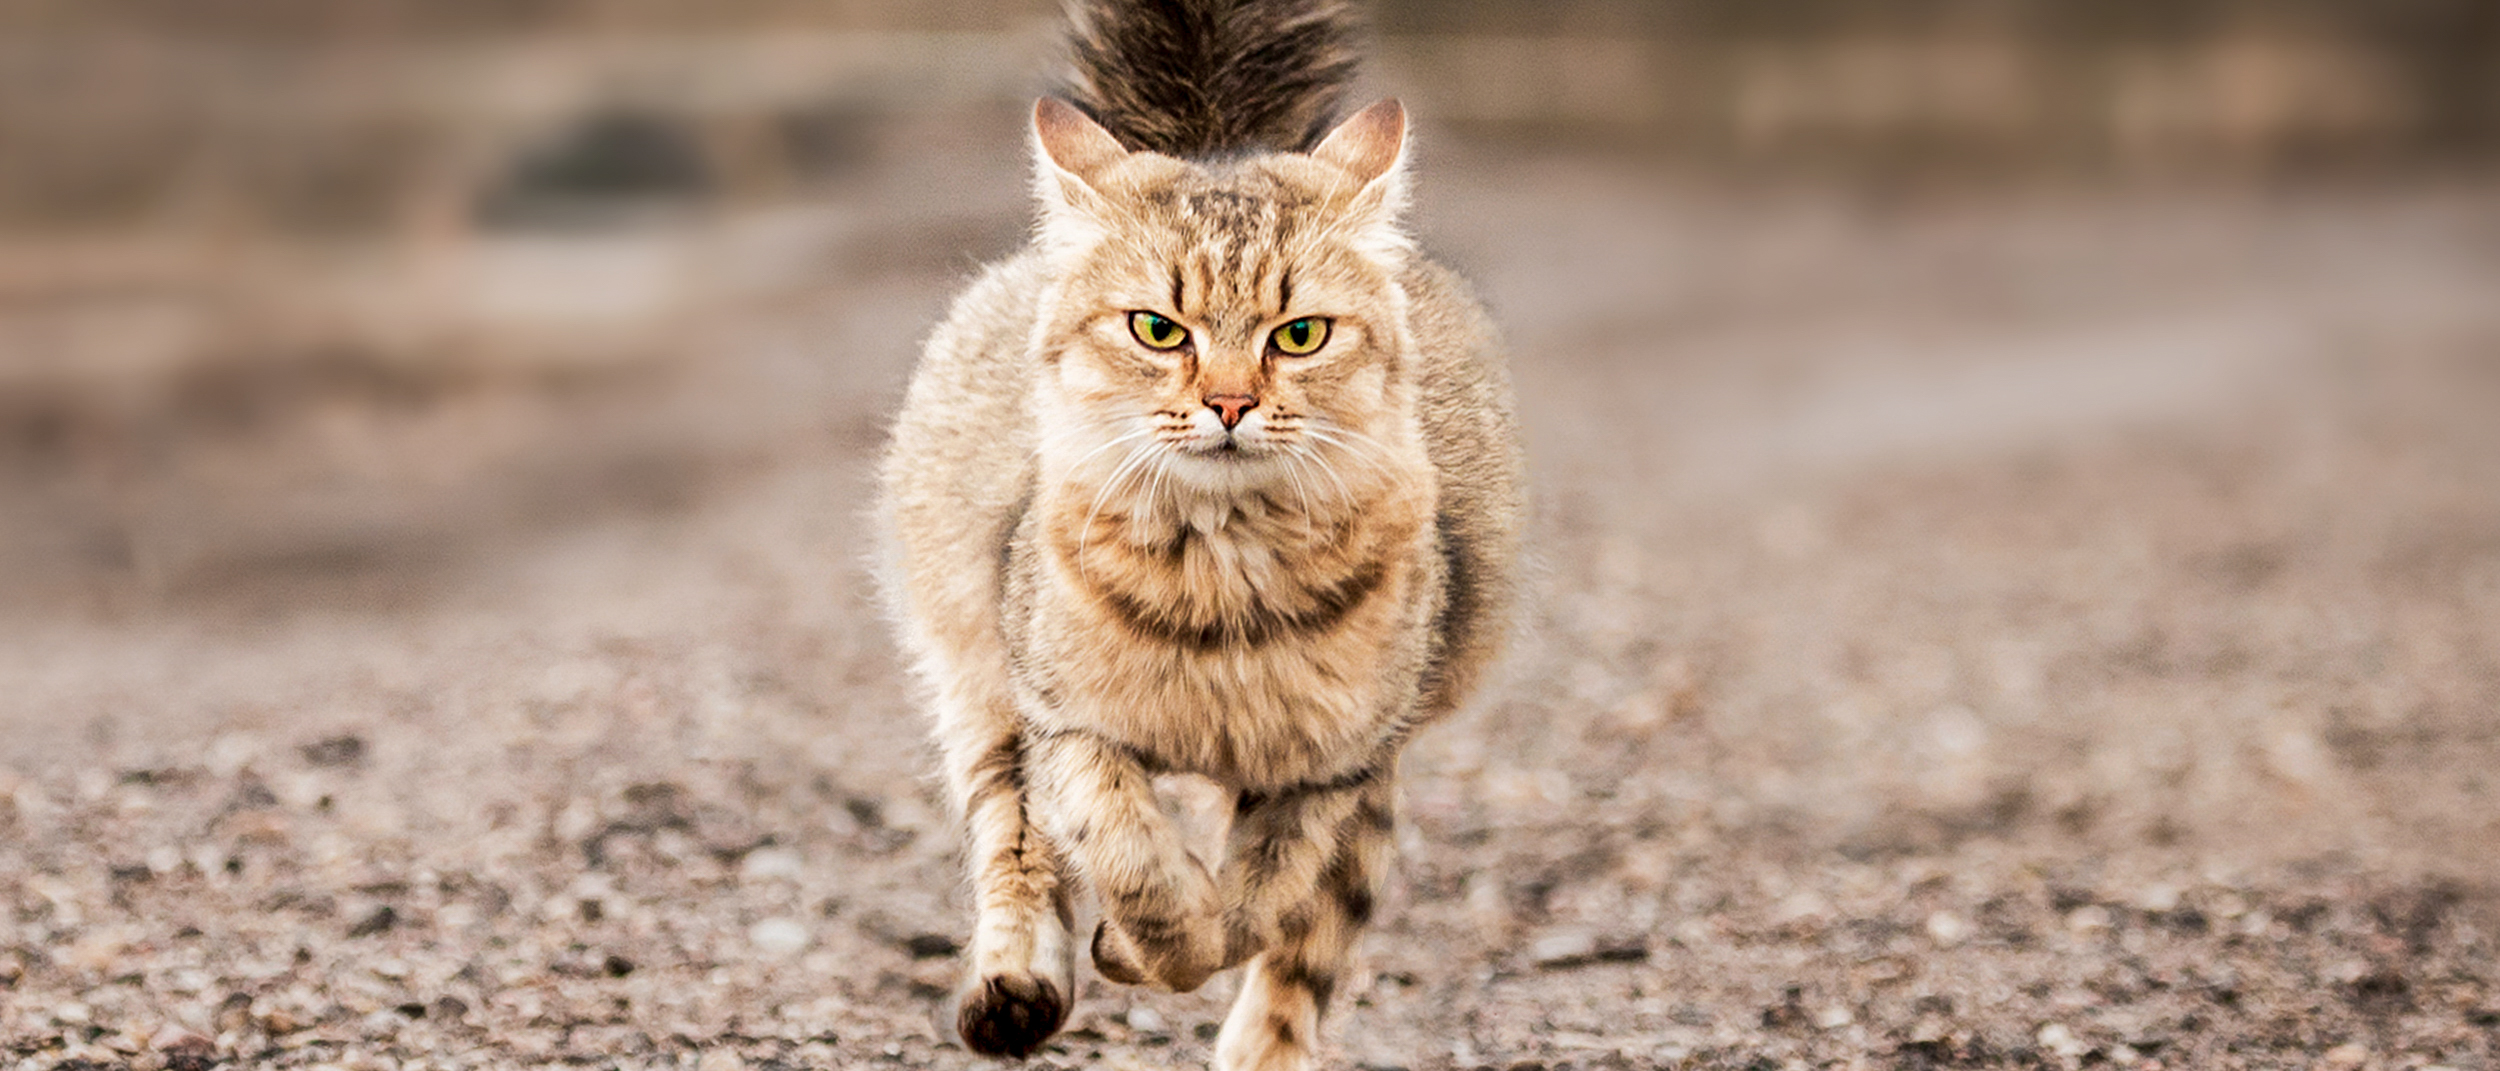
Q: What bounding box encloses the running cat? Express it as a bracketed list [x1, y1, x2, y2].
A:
[877, 2, 1522, 1067]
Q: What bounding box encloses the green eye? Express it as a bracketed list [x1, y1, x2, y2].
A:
[1128, 311, 1188, 350]
[1271, 317, 1330, 356]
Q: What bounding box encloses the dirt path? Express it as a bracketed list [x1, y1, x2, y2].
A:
[4, 137, 2499, 1070]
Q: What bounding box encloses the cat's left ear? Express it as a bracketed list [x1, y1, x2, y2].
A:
[1311, 99, 1413, 259]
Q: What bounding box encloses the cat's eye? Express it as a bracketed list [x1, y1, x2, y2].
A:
[1128, 311, 1189, 351]
[1270, 317, 1330, 356]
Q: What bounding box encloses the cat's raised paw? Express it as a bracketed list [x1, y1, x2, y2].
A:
[955, 971, 1068, 1058]
[1089, 919, 1151, 986]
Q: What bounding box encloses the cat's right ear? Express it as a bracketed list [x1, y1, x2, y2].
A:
[1031, 98, 1128, 252]
[1034, 98, 1127, 182]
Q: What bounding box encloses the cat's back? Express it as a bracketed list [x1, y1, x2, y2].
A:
[877, 253, 1050, 654]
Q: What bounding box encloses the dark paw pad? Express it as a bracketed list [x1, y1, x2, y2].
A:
[1090, 919, 1150, 986]
[957, 972, 1068, 1058]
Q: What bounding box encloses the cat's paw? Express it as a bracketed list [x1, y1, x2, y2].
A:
[1089, 919, 1151, 986]
[953, 970, 1069, 1058]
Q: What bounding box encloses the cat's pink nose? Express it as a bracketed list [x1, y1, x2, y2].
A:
[1203, 393, 1259, 429]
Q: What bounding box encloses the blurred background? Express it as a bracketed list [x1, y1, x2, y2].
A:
[3, 2, 2500, 1066]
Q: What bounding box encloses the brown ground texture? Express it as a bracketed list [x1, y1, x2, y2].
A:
[3, 118, 2499, 1071]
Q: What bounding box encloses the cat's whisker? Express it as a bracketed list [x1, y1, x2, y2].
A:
[1276, 450, 1319, 546]
[1291, 438, 1361, 508]
[1311, 422, 1423, 482]
[1145, 451, 1175, 530]
[1074, 440, 1162, 577]
[1300, 426, 1409, 491]
[1061, 428, 1155, 477]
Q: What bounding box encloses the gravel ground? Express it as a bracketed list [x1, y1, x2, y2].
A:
[4, 127, 2499, 1071]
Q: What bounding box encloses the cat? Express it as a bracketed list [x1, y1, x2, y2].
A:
[875, 1, 1522, 1068]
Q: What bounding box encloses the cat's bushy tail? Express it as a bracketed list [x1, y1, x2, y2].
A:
[1061, 0, 1360, 158]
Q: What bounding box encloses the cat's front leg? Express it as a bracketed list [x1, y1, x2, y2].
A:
[931, 676, 1076, 1058]
[1025, 726, 1229, 992]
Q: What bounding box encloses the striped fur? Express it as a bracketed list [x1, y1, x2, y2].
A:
[878, 8, 1521, 1070]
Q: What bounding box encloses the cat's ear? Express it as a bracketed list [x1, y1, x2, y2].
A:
[1031, 98, 1128, 252]
[1312, 99, 1413, 262]
[1313, 98, 1407, 187]
[1033, 97, 1128, 183]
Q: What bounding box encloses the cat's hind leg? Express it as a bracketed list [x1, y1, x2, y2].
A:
[1213, 779, 1395, 1071]
[932, 668, 1076, 1057]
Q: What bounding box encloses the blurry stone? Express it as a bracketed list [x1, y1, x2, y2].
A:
[347, 905, 398, 938]
[739, 846, 805, 881]
[697, 1050, 747, 1071]
[2321, 1043, 2367, 1068]
[749, 917, 810, 957]
[1761, 985, 1808, 1029]
[2265, 730, 2332, 787]
[2065, 905, 2112, 932]
[148, 1025, 213, 1055]
[1774, 891, 1831, 926]
[902, 933, 959, 960]
[1924, 911, 1969, 947]
[214, 993, 255, 1033]
[1126, 1005, 1166, 1034]
[298, 734, 367, 768]
[1530, 930, 1590, 965]
[2207, 891, 2248, 919]
[2036, 1023, 2088, 1058]
[1527, 929, 1646, 969]
[2133, 884, 2181, 913]
[1814, 1005, 1854, 1029]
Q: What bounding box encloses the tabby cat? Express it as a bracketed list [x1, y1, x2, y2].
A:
[876, 1, 1522, 1067]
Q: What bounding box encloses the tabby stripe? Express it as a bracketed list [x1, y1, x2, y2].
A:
[1092, 556, 1388, 651]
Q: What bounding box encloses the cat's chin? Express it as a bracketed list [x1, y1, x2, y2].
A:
[1160, 447, 1294, 491]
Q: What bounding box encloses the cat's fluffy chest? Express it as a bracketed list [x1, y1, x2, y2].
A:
[1018, 484, 1437, 790]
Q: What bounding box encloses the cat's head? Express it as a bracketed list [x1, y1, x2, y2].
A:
[1024, 97, 1418, 495]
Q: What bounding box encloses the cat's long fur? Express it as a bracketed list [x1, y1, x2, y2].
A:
[877, 3, 1521, 1068]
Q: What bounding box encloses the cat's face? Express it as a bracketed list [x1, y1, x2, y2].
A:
[1028, 100, 1414, 495]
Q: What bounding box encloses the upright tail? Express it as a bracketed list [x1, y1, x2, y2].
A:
[1061, 0, 1361, 158]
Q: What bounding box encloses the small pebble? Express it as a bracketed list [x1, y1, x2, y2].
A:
[148, 1025, 214, 1054]
[903, 932, 959, 959]
[740, 847, 805, 881]
[2037, 1022, 2088, 1058]
[1531, 930, 1597, 966]
[749, 917, 811, 957]
[1924, 911, 1968, 946]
